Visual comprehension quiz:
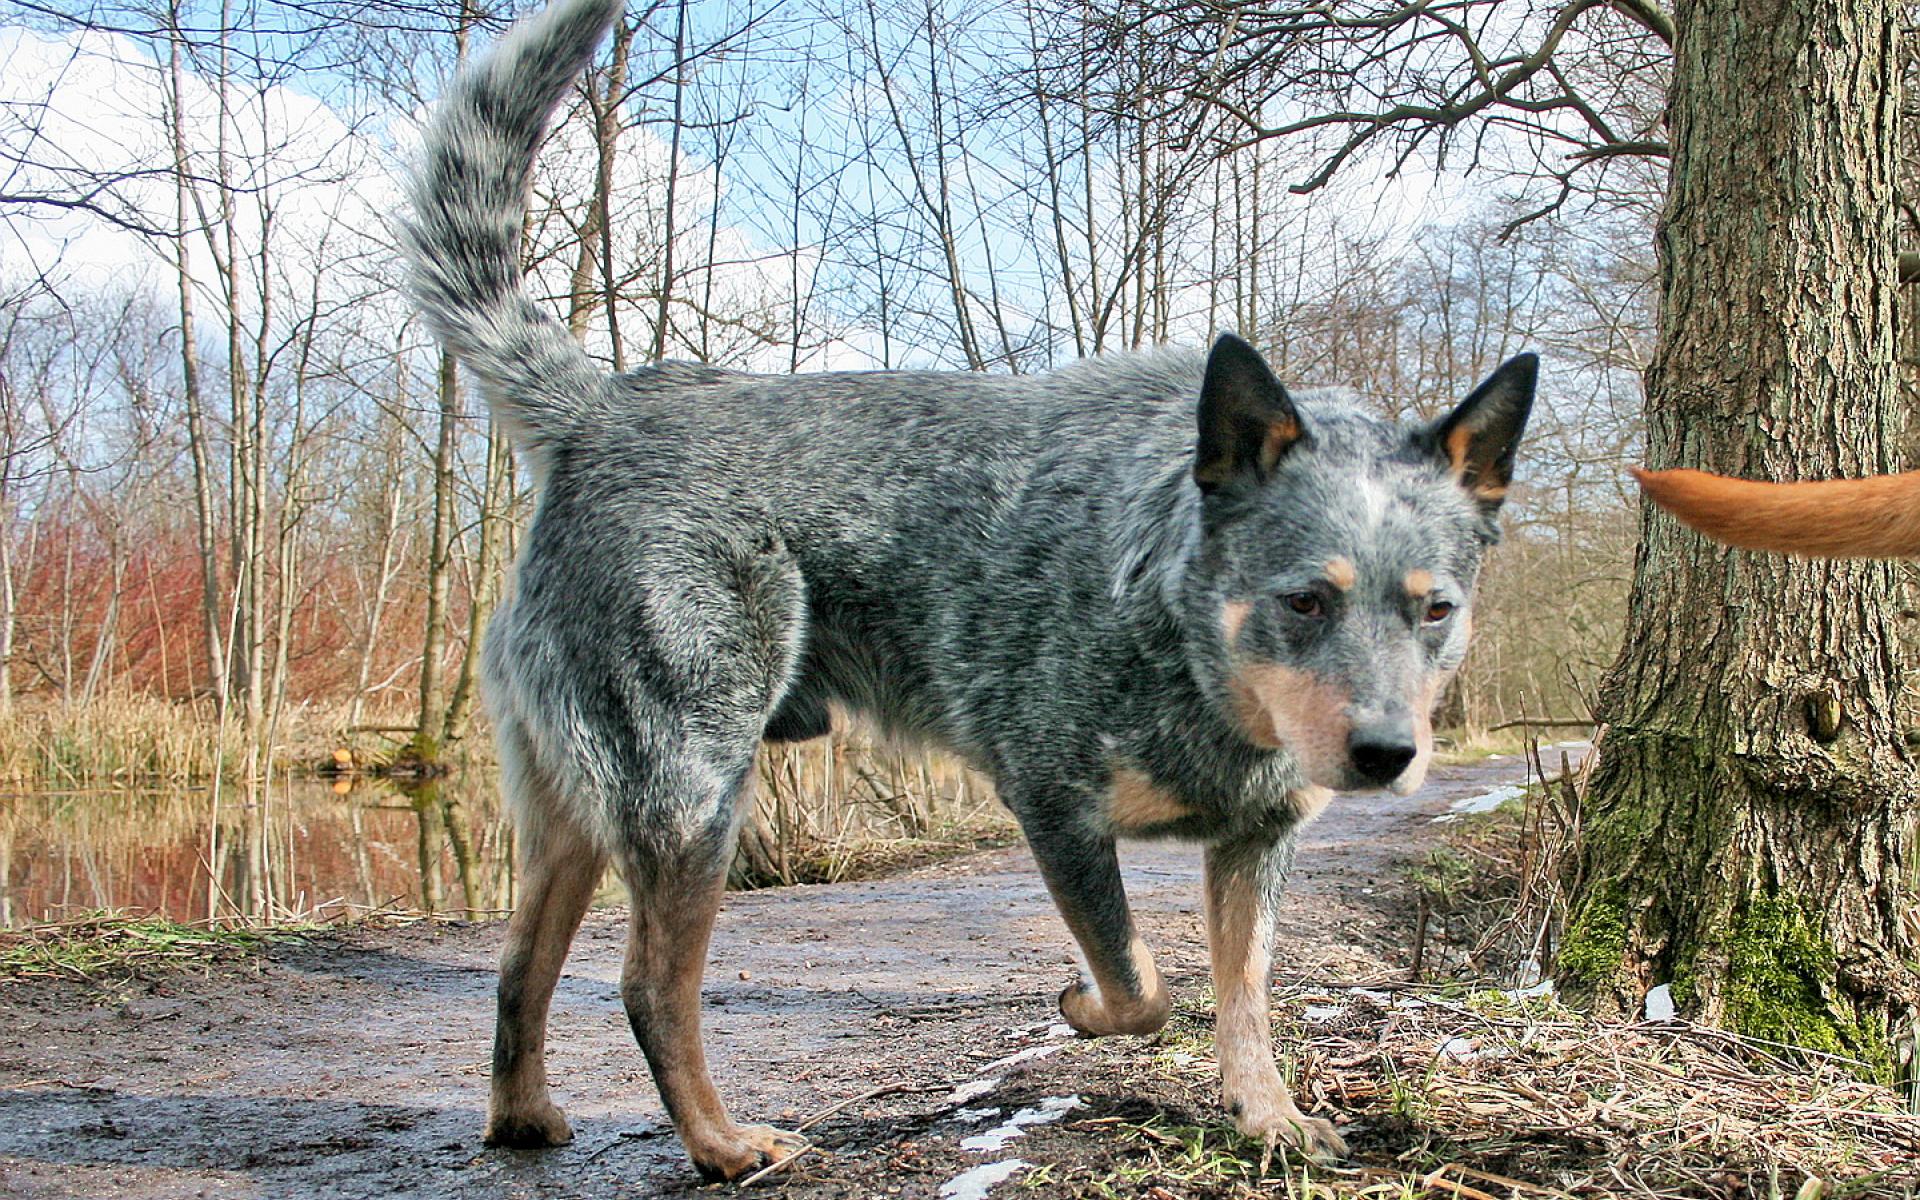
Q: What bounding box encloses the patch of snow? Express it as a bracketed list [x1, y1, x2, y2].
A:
[1003, 1019, 1060, 1039]
[1348, 986, 1426, 1010]
[980, 1044, 1062, 1073]
[1438, 1037, 1477, 1061]
[940, 1159, 1030, 1199]
[960, 1095, 1084, 1153]
[1301, 1004, 1347, 1023]
[943, 1077, 1003, 1107]
[952, 1106, 1001, 1124]
[1502, 979, 1554, 1001]
[1645, 983, 1676, 1021]
[1046, 1023, 1076, 1039]
[1432, 782, 1529, 823]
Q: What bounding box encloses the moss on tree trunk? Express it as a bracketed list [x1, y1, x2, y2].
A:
[1566, 0, 1919, 1076]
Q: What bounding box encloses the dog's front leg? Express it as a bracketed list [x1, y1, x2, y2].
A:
[1025, 823, 1172, 1037]
[1204, 833, 1347, 1162]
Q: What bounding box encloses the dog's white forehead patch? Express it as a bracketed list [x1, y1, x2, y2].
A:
[1355, 477, 1390, 531]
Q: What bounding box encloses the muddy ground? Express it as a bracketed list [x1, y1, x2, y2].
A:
[0, 753, 1569, 1199]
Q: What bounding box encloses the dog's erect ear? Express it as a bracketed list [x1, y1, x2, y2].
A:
[1194, 333, 1308, 494]
[1429, 353, 1537, 507]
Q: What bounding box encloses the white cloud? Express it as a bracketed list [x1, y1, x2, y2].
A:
[2, 21, 828, 373]
[3, 24, 394, 307]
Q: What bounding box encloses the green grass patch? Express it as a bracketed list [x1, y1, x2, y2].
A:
[0, 912, 309, 984]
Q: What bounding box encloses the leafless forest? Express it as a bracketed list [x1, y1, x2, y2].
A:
[0, 0, 1661, 760]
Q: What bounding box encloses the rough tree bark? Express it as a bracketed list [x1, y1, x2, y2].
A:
[1565, 0, 1919, 1073]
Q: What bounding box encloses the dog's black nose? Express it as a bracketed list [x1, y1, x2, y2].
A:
[1349, 734, 1417, 786]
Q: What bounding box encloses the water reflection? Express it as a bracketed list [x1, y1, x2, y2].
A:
[0, 772, 516, 926]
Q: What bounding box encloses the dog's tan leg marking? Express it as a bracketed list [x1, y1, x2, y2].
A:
[1057, 927, 1172, 1037]
[620, 854, 804, 1181]
[1203, 849, 1347, 1162]
[1107, 768, 1195, 832]
[485, 813, 606, 1149]
[1030, 829, 1171, 1038]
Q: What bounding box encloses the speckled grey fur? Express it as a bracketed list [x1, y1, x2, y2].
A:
[401, 0, 1536, 1176]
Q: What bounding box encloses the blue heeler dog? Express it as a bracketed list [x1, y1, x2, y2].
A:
[401, 0, 1535, 1179]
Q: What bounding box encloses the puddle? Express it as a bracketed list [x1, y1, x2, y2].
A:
[0, 773, 518, 925]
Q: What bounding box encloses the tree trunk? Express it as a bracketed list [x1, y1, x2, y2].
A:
[583, 9, 631, 364]
[412, 2, 482, 766]
[167, 8, 225, 710]
[414, 351, 460, 761]
[651, 0, 684, 364]
[1566, 0, 1918, 1074]
[442, 419, 511, 746]
[0, 489, 13, 718]
[348, 349, 410, 730]
[79, 528, 125, 706]
[1025, 5, 1085, 358]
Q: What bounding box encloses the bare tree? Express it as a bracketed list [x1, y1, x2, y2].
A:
[1569, 0, 1917, 1058]
[1065, 0, 1672, 228]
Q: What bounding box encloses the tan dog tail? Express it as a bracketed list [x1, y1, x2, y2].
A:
[1631, 465, 1920, 558]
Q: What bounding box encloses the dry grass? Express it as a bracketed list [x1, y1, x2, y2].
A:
[0, 694, 215, 782]
[1084, 984, 1920, 1198]
[731, 732, 1012, 887]
[1289, 737, 1914, 1198]
[0, 694, 439, 784]
[1285, 983, 1917, 1196]
[1408, 740, 1591, 987]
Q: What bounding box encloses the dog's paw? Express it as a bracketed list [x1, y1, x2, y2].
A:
[483, 1100, 574, 1149]
[689, 1123, 808, 1181]
[1058, 981, 1171, 1037]
[1227, 1087, 1347, 1166]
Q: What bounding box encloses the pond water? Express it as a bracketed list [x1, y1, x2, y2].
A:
[0, 772, 523, 927]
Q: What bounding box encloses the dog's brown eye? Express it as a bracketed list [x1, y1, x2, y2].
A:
[1425, 601, 1455, 624]
[1284, 592, 1324, 617]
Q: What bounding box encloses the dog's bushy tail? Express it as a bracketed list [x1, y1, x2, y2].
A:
[1633, 465, 1920, 558]
[400, 0, 622, 463]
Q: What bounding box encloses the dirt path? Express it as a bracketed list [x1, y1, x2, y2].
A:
[0, 751, 1575, 1199]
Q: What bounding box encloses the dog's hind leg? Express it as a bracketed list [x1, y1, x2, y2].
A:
[484, 720, 609, 1149]
[1204, 832, 1346, 1162]
[613, 776, 805, 1181]
[1024, 819, 1172, 1037]
[600, 529, 809, 1180]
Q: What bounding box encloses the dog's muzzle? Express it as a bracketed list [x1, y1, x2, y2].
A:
[1347, 722, 1417, 789]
